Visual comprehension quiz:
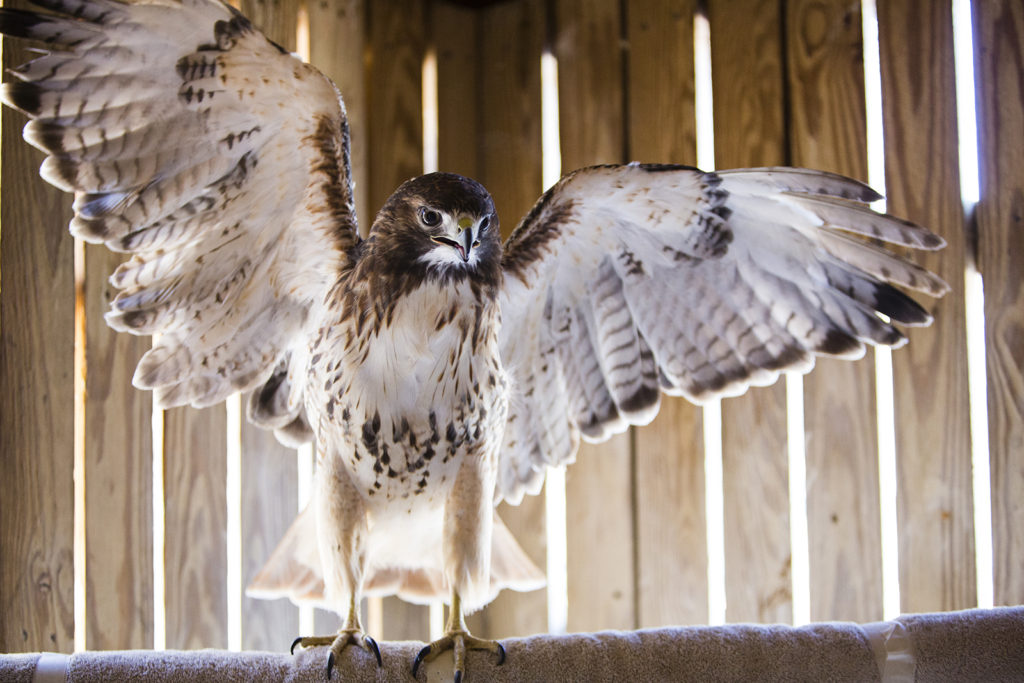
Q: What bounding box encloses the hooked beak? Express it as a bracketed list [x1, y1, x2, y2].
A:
[456, 218, 475, 262]
[433, 216, 478, 262]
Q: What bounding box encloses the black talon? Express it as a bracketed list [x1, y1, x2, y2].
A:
[365, 635, 383, 667]
[326, 651, 335, 680]
[454, 671, 462, 683]
[290, 636, 305, 655]
[412, 644, 431, 678]
[495, 641, 506, 666]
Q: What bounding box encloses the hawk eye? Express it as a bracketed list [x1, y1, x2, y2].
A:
[479, 216, 490, 231]
[420, 207, 442, 227]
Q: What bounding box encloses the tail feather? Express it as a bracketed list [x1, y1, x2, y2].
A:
[246, 506, 546, 612]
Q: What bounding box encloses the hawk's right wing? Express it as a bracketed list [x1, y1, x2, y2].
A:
[1, 0, 359, 437]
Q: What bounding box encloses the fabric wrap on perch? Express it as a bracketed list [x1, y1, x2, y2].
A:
[5, 607, 1022, 682]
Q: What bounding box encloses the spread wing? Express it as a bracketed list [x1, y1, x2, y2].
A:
[1, 0, 357, 434]
[496, 163, 947, 504]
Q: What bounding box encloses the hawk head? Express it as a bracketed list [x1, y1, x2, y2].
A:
[368, 173, 501, 286]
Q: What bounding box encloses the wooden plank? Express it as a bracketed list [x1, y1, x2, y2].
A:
[877, 0, 975, 614]
[554, 0, 636, 633]
[309, 0, 369, 231]
[627, 0, 708, 628]
[366, 0, 426, 213]
[784, 0, 883, 623]
[83, 245, 154, 650]
[0, 1, 77, 650]
[464, 0, 548, 639]
[974, 0, 1024, 607]
[366, 0, 430, 640]
[707, 0, 793, 624]
[235, 0, 301, 652]
[163, 406, 228, 649]
[434, 1, 479, 180]
[241, 400, 298, 650]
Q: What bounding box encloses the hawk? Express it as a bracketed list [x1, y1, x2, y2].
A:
[0, 0, 947, 679]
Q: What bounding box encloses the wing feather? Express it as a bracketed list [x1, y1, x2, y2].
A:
[496, 163, 946, 503]
[1, 0, 359, 423]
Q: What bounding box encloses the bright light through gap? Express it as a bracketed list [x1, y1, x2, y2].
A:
[952, 0, 980, 206]
[541, 49, 568, 635]
[74, 239, 86, 652]
[861, 0, 902, 621]
[694, 9, 726, 626]
[952, 0, 993, 609]
[541, 52, 561, 190]
[965, 269, 993, 608]
[297, 442, 315, 634]
[226, 394, 243, 651]
[694, 11, 714, 172]
[422, 50, 439, 175]
[786, 375, 810, 625]
[152, 405, 166, 650]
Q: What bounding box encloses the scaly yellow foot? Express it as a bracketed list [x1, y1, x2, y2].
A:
[411, 589, 505, 682]
[291, 597, 381, 679]
[291, 630, 382, 678]
[412, 629, 505, 683]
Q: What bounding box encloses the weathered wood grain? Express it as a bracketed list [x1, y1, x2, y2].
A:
[434, 1, 479, 180]
[240, 400, 299, 651]
[627, 0, 708, 628]
[367, 0, 427, 214]
[974, 0, 1024, 608]
[83, 245, 154, 650]
[708, 0, 793, 625]
[555, 0, 636, 632]
[163, 405, 228, 649]
[367, 0, 431, 640]
[235, 0, 301, 652]
[785, 0, 883, 623]
[309, 0, 369, 231]
[0, 5, 77, 650]
[878, 0, 976, 614]
[627, 0, 697, 166]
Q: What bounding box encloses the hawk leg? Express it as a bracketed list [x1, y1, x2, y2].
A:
[291, 450, 378, 678]
[290, 595, 382, 678]
[411, 589, 506, 682]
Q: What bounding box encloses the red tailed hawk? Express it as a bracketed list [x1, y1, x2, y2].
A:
[0, 0, 947, 680]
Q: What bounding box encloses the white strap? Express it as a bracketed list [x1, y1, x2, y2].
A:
[863, 620, 915, 682]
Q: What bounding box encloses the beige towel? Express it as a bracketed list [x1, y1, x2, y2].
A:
[3, 607, 1022, 682]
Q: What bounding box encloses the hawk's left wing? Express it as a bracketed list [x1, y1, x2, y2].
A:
[496, 163, 947, 504]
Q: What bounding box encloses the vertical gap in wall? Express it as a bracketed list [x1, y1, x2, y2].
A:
[693, 6, 726, 626]
[73, 238, 87, 651]
[952, 0, 993, 610]
[540, 49, 569, 635]
[226, 394, 243, 650]
[296, 0, 310, 62]
[152, 398, 166, 649]
[861, 0, 901, 620]
[296, 442, 315, 634]
[422, 49, 439, 175]
[421, 44, 444, 639]
[786, 375, 810, 625]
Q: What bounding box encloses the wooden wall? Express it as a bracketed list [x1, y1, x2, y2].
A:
[1, 0, 1021, 653]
